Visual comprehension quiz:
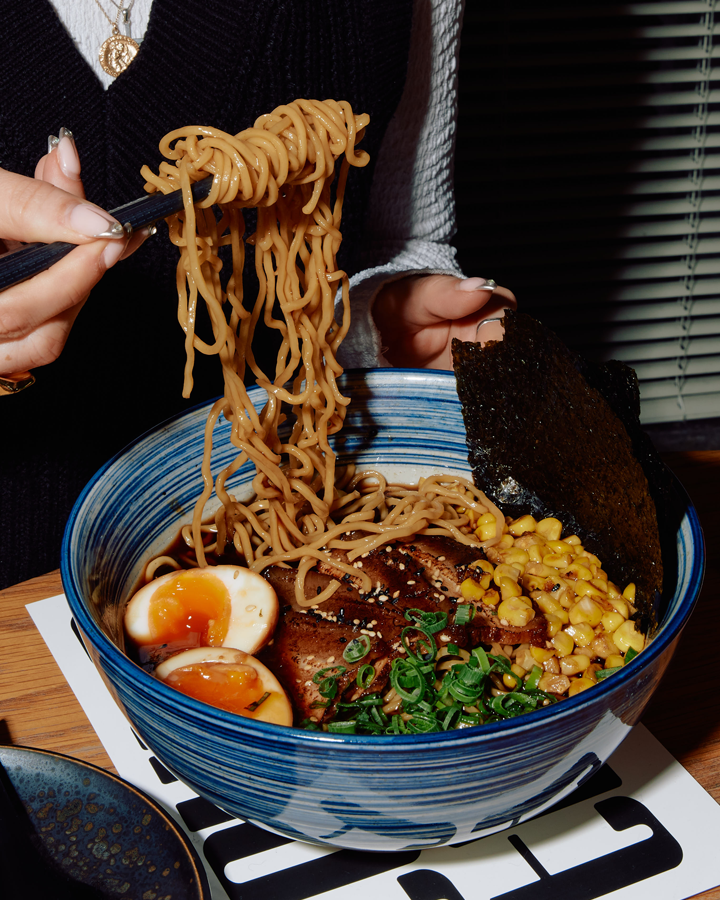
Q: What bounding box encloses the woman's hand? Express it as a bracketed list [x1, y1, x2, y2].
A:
[0, 129, 131, 379]
[372, 274, 517, 370]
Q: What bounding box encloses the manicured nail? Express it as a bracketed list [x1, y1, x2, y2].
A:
[102, 238, 127, 268]
[476, 316, 505, 346]
[69, 204, 125, 238]
[456, 277, 497, 293]
[57, 127, 81, 178]
[47, 134, 59, 154]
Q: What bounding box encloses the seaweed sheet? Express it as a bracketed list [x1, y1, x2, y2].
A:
[452, 310, 674, 633]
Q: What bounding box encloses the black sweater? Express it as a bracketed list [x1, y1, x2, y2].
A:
[0, 0, 413, 588]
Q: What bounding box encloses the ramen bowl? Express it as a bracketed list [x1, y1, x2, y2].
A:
[61, 369, 704, 852]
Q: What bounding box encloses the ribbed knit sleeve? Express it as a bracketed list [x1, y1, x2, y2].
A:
[338, 0, 465, 369]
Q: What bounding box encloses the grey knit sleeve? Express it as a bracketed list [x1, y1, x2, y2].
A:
[337, 0, 465, 368]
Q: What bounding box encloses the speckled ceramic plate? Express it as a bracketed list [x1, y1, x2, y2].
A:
[0, 745, 209, 899]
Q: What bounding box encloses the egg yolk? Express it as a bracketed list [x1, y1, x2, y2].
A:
[165, 662, 273, 717]
[148, 570, 231, 646]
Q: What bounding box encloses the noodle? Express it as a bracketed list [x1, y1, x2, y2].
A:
[142, 99, 501, 603]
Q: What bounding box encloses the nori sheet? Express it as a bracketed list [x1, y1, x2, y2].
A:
[452, 310, 672, 633]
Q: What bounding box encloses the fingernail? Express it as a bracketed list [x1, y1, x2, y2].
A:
[102, 238, 127, 268]
[48, 134, 59, 154]
[57, 127, 81, 178]
[69, 204, 125, 238]
[476, 316, 505, 346]
[456, 277, 497, 293]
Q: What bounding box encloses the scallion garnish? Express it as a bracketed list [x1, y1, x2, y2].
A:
[624, 646, 639, 664]
[245, 691, 270, 712]
[454, 604, 474, 626]
[596, 666, 622, 680]
[404, 609, 448, 634]
[343, 635, 371, 664]
[356, 664, 376, 689]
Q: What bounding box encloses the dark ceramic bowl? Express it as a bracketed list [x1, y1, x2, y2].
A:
[61, 370, 704, 852]
[0, 745, 209, 898]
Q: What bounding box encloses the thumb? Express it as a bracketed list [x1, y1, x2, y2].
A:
[0, 167, 124, 246]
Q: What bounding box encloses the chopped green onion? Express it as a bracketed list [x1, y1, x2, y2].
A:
[401, 625, 436, 663]
[245, 691, 270, 712]
[404, 609, 449, 634]
[390, 658, 426, 703]
[525, 665, 543, 691]
[471, 646, 491, 673]
[596, 666, 622, 680]
[356, 664, 376, 689]
[343, 635, 371, 664]
[327, 720, 357, 734]
[454, 604, 474, 626]
[624, 646, 639, 664]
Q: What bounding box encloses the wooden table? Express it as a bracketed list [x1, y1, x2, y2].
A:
[1, 450, 718, 897]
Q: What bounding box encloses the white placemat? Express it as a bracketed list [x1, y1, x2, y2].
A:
[28, 594, 720, 900]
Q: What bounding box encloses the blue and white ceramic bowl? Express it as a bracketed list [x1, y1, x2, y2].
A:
[62, 369, 704, 852]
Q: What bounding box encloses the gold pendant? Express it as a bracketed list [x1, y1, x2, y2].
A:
[99, 30, 139, 78]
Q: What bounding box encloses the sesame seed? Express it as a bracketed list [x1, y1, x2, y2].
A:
[438, 556, 446, 561]
[379, 595, 388, 601]
[353, 619, 360, 625]
[407, 580, 416, 585]
[327, 656, 336, 663]
[399, 563, 405, 570]
[393, 591, 400, 599]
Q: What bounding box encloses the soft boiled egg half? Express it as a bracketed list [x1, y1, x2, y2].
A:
[125, 565, 278, 655]
[154, 647, 293, 726]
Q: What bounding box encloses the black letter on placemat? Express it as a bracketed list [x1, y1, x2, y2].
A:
[490, 796, 683, 900]
[398, 869, 467, 900]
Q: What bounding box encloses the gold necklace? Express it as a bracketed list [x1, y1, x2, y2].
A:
[92, 0, 140, 77]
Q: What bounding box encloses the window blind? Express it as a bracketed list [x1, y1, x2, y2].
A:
[453, 0, 720, 424]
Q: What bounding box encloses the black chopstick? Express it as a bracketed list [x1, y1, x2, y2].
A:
[0, 177, 213, 292]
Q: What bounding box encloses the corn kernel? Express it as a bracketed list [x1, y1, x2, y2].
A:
[568, 676, 595, 697]
[560, 654, 591, 675]
[531, 590, 563, 616]
[543, 552, 573, 569]
[497, 597, 535, 627]
[470, 559, 494, 576]
[502, 663, 526, 689]
[460, 578, 484, 602]
[573, 580, 605, 600]
[613, 619, 645, 655]
[476, 521, 498, 541]
[483, 588, 500, 606]
[538, 673, 571, 694]
[607, 596, 629, 619]
[564, 535, 582, 545]
[590, 634, 619, 659]
[497, 533, 514, 549]
[552, 631, 575, 657]
[543, 613, 563, 637]
[623, 583, 636, 603]
[530, 646, 555, 664]
[569, 596, 603, 627]
[565, 622, 595, 646]
[601, 611, 625, 634]
[494, 564, 520, 585]
[524, 563, 557, 578]
[478, 512, 496, 528]
[606, 654, 625, 669]
[502, 548, 530, 567]
[547, 540, 573, 555]
[562, 562, 594, 582]
[536, 517, 563, 541]
[499, 577, 523, 600]
[591, 577, 608, 593]
[527, 544, 544, 564]
[508, 515, 537, 536]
